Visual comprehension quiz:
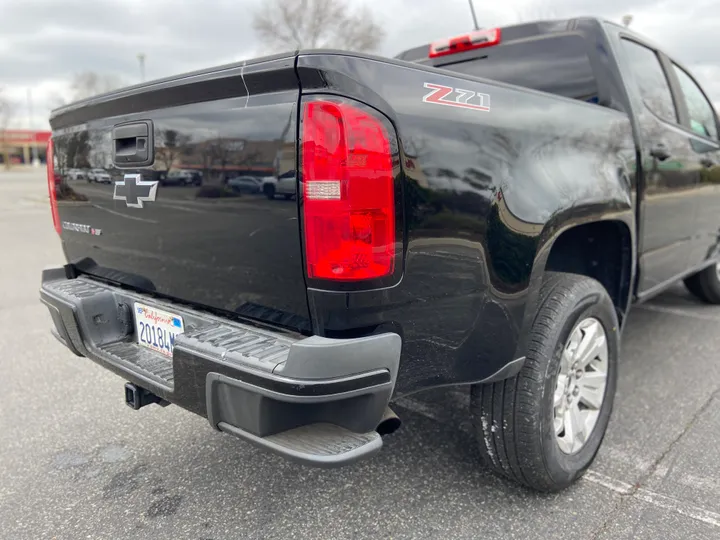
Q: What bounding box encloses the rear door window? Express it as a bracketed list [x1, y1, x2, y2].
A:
[620, 40, 678, 123]
[671, 64, 719, 141]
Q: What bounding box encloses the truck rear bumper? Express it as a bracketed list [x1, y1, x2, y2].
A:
[40, 267, 401, 467]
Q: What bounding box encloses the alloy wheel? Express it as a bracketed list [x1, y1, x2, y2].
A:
[553, 317, 609, 454]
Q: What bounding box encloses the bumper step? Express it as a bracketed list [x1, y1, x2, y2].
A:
[40, 268, 402, 469]
[100, 341, 175, 386]
[217, 422, 383, 467]
[40, 274, 300, 391]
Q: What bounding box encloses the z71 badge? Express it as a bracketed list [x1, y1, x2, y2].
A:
[422, 83, 490, 112]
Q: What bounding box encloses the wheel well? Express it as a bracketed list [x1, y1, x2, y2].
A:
[545, 221, 632, 323]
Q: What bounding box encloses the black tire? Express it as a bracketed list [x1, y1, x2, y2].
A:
[470, 272, 619, 492]
[683, 263, 720, 304]
[283, 193, 293, 200]
[264, 184, 276, 200]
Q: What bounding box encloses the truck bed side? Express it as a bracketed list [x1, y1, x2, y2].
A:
[296, 52, 636, 393]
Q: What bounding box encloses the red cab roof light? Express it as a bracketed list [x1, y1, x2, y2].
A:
[301, 98, 396, 282]
[429, 28, 501, 58]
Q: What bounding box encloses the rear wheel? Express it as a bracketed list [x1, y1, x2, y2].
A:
[684, 263, 720, 304]
[470, 272, 619, 492]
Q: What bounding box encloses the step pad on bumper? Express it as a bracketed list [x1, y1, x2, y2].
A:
[218, 421, 382, 467]
[179, 324, 292, 372]
[100, 341, 176, 386]
[40, 275, 300, 391]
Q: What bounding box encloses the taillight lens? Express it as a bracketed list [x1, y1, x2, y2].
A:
[46, 138, 61, 235]
[301, 99, 396, 281]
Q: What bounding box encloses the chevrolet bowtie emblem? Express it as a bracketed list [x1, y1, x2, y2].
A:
[113, 173, 158, 208]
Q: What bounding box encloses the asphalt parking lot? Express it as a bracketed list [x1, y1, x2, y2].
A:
[1, 170, 719, 539]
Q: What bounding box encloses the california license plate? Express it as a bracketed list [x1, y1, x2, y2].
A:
[134, 302, 184, 357]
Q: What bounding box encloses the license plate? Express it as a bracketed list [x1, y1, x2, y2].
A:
[134, 302, 184, 357]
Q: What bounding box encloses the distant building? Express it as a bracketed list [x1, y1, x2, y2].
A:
[0, 129, 51, 166]
[156, 138, 291, 182]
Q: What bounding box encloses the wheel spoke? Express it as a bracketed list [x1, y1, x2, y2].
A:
[560, 348, 573, 373]
[554, 375, 567, 408]
[567, 330, 582, 355]
[575, 321, 606, 369]
[578, 381, 605, 409]
[588, 356, 608, 375]
[565, 403, 585, 450]
[581, 370, 607, 387]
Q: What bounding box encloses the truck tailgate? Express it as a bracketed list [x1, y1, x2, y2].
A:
[49, 54, 311, 333]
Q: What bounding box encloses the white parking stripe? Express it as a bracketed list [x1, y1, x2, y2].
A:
[155, 202, 206, 214]
[636, 303, 720, 322]
[585, 471, 720, 527]
[633, 490, 720, 528]
[91, 204, 158, 224]
[398, 398, 720, 529]
[583, 471, 634, 494]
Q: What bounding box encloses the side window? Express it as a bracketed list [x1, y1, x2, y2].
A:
[671, 64, 719, 141]
[621, 40, 677, 123]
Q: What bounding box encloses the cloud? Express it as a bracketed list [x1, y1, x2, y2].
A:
[1, 0, 719, 127]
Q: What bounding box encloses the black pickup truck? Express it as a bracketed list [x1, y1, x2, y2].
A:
[42, 18, 720, 492]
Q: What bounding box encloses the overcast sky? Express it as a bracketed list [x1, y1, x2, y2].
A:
[1, 0, 718, 129]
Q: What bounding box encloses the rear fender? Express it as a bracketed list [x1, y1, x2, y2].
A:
[514, 208, 636, 363]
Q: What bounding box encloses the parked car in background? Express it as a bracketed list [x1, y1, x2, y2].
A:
[226, 176, 261, 194]
[87, 168, 112, 184]
[66, 169, 87, 181]
[262, 170, 296, 199]
[161, 169, 201, 186]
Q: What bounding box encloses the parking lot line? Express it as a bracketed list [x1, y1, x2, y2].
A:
[586, 471, 720, 529]
[91, 203, 159, 224]
[636, 303, 720, 321]
[583, 470, 634, 495]
[400, 396, 720, 531]
[633, 490, 720, 528]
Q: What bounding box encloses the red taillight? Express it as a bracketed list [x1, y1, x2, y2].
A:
[301, 99, 396, 281]
[429, 28, 501, 58]
[46, 138, 61, 235]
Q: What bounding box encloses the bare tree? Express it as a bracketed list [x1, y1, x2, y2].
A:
[50, 72, 126, 107]
[48, 72, 126, 111]
[0, 88, 15, 169]
[156, 129, 191, 173]
[71, 72, 125, 101]
[253, 0, 384, 52]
